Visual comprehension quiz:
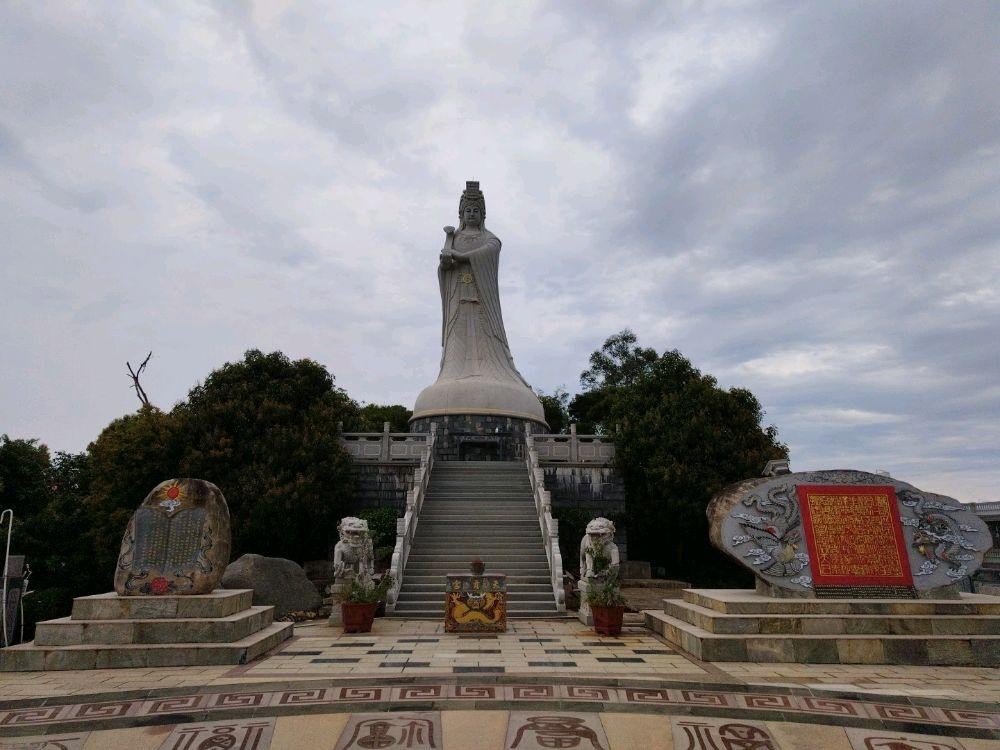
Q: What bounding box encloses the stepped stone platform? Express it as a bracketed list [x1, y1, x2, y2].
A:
[645, 588, 1000, 666]
[0, 589, 292, 671]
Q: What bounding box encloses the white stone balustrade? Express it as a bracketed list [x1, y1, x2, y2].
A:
[339, 423, 429, 463]
[385, 424, 436, 612]
[530, 424, 614, 464]
[525, 434, 566, 613]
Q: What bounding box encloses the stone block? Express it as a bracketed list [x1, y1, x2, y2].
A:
[43, 648, 97, 671]
[845, 617, 889, 635]
[701, 636, 748, 662]
[176, 589, 253, 618]
[746, 637, 794, 662]
[836, 638, 885, 664]
[71, 592, 178, 620]
[758, 617, 800, 635]
[883, 638, 928, 665]
[925, 639, 974, 666]
[800, 616, 845, 635]
[792, 638, 839, 663]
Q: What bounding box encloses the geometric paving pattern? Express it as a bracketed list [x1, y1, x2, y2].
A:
[1, 680, 998, 737]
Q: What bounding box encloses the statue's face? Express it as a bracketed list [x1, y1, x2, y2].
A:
[462, 204, 483, 228]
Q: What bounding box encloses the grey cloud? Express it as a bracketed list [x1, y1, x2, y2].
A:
[0, 1, 997, 500]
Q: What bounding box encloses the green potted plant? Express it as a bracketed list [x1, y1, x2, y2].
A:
[339, 573, 394, 633]
[585, 543, 626, 635]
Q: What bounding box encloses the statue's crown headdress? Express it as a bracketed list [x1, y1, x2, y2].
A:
[459, 181, 485, 215]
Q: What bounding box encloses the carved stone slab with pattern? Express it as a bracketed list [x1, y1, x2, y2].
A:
[708, 470, 992, 598]
[114, 478, 232, 596]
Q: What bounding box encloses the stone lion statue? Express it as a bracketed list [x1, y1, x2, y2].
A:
[579, 517, 619, 579]
[333, 516, 374, 586]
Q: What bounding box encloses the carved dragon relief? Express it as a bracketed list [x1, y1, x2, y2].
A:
[730, 483, 812, 587]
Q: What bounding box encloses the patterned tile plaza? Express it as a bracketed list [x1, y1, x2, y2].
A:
[1, 713, 997, 750]
[1, 619, 998, 746]
[0, 676, 997, 739]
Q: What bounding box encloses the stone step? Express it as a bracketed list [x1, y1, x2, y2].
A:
[404, 570, 551, 578]
[420, 505, 536, 511]
[34, 606, 275, 646]
[645, 609, 1000, 666]
[417, 517, 537, 522]
[397, 592, 555, 603]
[405, 560, 549, 568]
[0, 622, 293, 671]
[412, 534, 545, 555]
[69, 589, 254, 621]
[664, 599, 1000, 636]
[408, 548, 544, 555]
[428, 482, 530, 486]
[402, 583, 553, 593]
[682, 588, 1000, 616]
[416, 521, 540, 528]
[403, 570, 552, 592]
[391, 607, 559, 618]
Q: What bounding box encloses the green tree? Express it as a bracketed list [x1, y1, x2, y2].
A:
[536, 388, 571, 434]
[357, 403, 412, 433]
[84, 407, 181, 577]
[580, 331, 787, 585]
[0, 436, 51, 522]
[175, 350, 359, 561]
[20, 451, 95, 632]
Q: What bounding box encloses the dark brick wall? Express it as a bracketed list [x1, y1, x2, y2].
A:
[410, 414, 546, 462]
[350, 463, 417, 513]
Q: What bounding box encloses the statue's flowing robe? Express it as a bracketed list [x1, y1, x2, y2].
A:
[437, 229, 530, 388]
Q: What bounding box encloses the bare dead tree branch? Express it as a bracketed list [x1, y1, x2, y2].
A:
[126, 351, 153, 408]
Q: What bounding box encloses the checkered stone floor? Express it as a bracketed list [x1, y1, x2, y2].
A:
[242, 620, 699, 678]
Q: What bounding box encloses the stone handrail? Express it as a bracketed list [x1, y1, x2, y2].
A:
[525, 435, 566, 613]
[339, 424, 429, 462]
[385, 424, 437, 612]
[531, 424, 614, 464]
[969, 501, 1000, 517]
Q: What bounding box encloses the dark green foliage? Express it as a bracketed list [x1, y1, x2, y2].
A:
[580, 331, 786, 586]
[357, 404, 412, 433]
[0, 442, 96, 637]
[536, 388, 571, 434]
[339, 573, 394, 604]
[175, 350, 359, 561]
[0, 436, 51, 521]
[84, 407, 181, 579]
[359, 506, 398, 549]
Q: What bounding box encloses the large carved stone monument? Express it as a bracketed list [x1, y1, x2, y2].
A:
[707, 470, 991, 599]
[115, 478, 231, 596]
[410, 181, 547, 459]
[644, 467, 1000, 666]
[0, 479, 291, 671]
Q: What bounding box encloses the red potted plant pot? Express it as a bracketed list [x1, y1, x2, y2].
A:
[341, 601, 379, 633]
[591, 604, 626, 636]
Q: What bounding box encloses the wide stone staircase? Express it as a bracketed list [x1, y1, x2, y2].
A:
[392, 461, 560, 618]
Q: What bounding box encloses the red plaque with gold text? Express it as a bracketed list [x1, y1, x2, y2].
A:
[796, 484, 913, 588]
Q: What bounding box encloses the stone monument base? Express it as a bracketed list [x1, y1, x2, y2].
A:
[0, 589, 292, 671]
[645, 588, 1000, 666]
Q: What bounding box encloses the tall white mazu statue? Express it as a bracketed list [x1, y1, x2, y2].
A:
[411, 182, 547, 460]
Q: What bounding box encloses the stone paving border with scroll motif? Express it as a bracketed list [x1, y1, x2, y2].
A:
[0, 677, 997, 740]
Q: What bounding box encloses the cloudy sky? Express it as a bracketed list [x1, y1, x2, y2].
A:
[2, 2, 998, 501]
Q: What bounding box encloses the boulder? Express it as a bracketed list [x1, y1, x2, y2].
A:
[221, 554, 321, 618]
